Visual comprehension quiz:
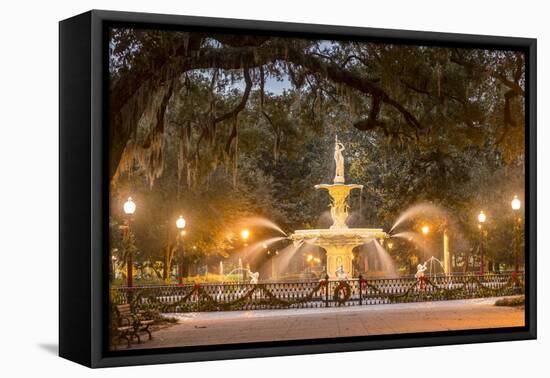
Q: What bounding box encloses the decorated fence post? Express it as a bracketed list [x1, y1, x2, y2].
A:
[511, 271, 521, 294]
[415, 263, 428, 290]
[358, 274, 363, 305]
[194, 283, 201, 311]
[324, 274, 330, 307]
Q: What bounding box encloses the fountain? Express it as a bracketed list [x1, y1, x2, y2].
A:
[224, 267, 260, 283]
[290, 136, 387, 278]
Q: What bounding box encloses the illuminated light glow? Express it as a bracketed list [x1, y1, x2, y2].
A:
[306, 254, 313, 262]
[262, 243, 268, 249]
[478, 210, 486, 223]
[241, 229, 250, 240]
[123, 197, 136, 215]
[176, 215, 186, 229]
[421, 225, 430, 235]
[511, 195, 521, 211]
[387, 242, 394, 249]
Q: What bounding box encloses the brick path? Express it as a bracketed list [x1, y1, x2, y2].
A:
[127, 297, 524, 349]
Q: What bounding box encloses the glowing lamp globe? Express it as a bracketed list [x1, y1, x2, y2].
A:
[241, 229, 250, 240]
[176, 215, 186, 230]
[123, 197, 136, 215]
[511, 195, 521, 211]
[421, 225, 430, 235]
[478, 210, 486, 224]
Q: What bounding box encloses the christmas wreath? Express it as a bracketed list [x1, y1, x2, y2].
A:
[333, 281, 352, 304]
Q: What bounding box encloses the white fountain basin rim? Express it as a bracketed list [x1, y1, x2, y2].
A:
[290, 228, 387, 243]
[314, 183, 364, 189]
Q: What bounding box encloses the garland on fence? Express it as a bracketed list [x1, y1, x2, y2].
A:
[358, 275, 522, 303]
[129, 286, 197, 312]
[116, 273, 524, 312]
[196, 280, 329, 311]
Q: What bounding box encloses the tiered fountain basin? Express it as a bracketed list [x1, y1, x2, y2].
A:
[290, 228, 388, 279]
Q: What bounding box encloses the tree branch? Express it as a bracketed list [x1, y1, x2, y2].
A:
[222, 68, 252, 154]
[110, 37, 423, 178]
[215, 68, 253, 125]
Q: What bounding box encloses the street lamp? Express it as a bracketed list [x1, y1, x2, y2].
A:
[511, 195, 521, 211]
[419, 225, 430, 263]
[241, 229, 250, 251]
[176, 215, 186, 230]
[123, 197, 136, 215]
[122, 197, 136, 288]
[478, 210, 486, 275]
[241, 229, 250, 243]
[176, 215, 186, 284]
[478, 210, 486, 224]
[511, 196, 521, 272]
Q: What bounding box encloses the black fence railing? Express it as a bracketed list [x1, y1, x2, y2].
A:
[111, 272, 524, 313]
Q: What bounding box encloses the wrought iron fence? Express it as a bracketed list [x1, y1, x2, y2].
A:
[111, 272, 524, 313]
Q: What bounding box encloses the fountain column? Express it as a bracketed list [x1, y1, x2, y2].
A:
[289, 137, 388, 279]
[443, 228, 451, 274]
[271, 256, 278, 279]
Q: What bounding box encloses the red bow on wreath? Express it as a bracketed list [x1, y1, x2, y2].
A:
[360, 278, 368, 291]
[338, 281, 349, 296]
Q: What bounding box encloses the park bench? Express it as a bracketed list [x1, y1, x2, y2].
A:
[115, 304, 154, 345]
[111, 319, 134, 349]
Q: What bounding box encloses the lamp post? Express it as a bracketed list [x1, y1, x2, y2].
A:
[420, 225, 430, 263]
[111, 254, 117, 282]
[478, 210, 486, 275]
[122, 197, 136, 288]
[176, 215, 186, 285]
[511, 195, 521, 273]
[240, 229, 250, 280]
[442, 218, 451, 275]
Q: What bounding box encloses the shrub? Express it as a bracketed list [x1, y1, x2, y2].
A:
[495, 295, 525, 307]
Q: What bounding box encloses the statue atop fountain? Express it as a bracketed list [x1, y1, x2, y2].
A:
[290, 136, 387, 278]
[334, 135, 346, 184]
[315, 136, 363, 230]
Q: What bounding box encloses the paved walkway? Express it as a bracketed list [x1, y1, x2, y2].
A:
[128, 297, 524, 349]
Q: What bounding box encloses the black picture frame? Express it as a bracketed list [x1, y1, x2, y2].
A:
[59, 9, 537, 368]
